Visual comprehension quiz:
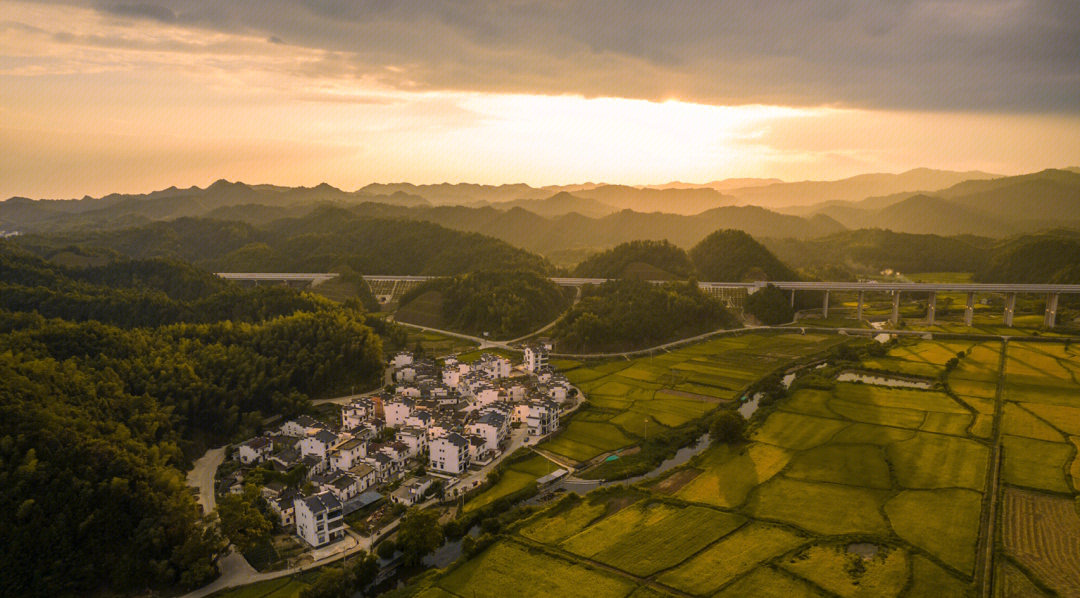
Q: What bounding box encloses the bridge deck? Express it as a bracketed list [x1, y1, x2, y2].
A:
[216, 273, 1080, 295]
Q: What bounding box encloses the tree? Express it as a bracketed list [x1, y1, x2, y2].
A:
[745, 284, 795, 325]
[395, 508, 443, 565]
[351, 551, 380, 591]
[710, 411, 747, 445]
[299, 566, 353, 598]
[216, 484, 272, 553]
[376, 539, 397, 560]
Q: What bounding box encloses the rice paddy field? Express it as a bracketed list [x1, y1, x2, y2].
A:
[996, 341, 1080, 596]
[401, 334, 1080, 598]
[463, 454, 559, 513]
[541, 332, 848, 465]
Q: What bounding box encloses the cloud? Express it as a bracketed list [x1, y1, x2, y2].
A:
[33, 0, 1071, 113]
[99, 2, 176, 23]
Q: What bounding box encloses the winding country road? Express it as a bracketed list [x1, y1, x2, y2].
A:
[187, 447, 225, 515]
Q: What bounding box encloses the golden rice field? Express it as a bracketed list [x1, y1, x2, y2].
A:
[400, 335, 1080, 598]
[542, 332, 847, 464]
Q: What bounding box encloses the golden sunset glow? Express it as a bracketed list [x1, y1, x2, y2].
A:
[2, 0, 1078, 197]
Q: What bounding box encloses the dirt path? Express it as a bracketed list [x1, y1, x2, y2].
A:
[976, 340, 1008, 597]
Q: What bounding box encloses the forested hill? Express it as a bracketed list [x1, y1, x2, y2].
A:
[396, 270, 571, 339]
[573, 240, 695, 280]
[552, 279, 739, 352]
[15, 207, 555, 275]
[974, 231, 1080, 284]
[762, 229, 990, 275]
[0, 242, 385, 595]
[689, 229, 799, 282]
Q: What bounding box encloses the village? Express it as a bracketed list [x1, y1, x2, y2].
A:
[221, 344, 574, 553]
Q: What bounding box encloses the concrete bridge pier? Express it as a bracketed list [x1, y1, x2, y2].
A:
[1004, 293, 1017, 327]
[790, 290, 796, 308]
[926, 292, 937, 326]
[965, 293, 975, 327]
[822, 290, 830, 319]
[855, 291, 864, 322]
[1044, 293, 1059, 328]
[891, 291, 901, 324]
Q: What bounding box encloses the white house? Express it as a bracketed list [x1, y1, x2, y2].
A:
[294, 492, 345, 547]
[404, 410, 432, 430]
[390, 476, 434, 506]
[277, 415, 327, 438]
[237, 436, 273, 465]
[476, 354, 511, 379]
[526, 400, 559, 436]
[342, 398, 376, 429]
[524, 345, 549, 373]
[467, 411, 508, 453]
[429, 432, 470, 475]
[395, 365, 417, 383]
[391, 351, 414, 370]
[384, 398, 413, 427]
[270, 492, 298, 529]
[349, 463, 377, 493]
[442, 368, 462, 388]
[299, 429, 339, 460]
[321, 472, 364, 502]
[396, 426, 428, 458]
[512, 403, 530, 424]
[328, 437, 366, 471]
[475, 386, 501, 407]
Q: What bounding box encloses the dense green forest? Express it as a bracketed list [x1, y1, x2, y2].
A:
[975, 231, 1080, 284]
[0, 244, 385, 596]
[15, 207, 554, 276]
[762, 229, 989, 275]
[689, 229, 800, 282]
[572, 240, 694, 280]
[396, 270, 571, 339]
[551, 279, 739, 352]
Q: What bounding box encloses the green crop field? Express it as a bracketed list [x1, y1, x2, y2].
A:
[464, 454, 559, 512]
[397, 335, 1080, 598]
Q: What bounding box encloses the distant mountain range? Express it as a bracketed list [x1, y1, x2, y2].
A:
[4, 168, 1079, 258]
[782, 169, 1080, 237]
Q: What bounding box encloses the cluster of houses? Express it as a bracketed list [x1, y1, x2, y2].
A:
[228, 344, 573, 548]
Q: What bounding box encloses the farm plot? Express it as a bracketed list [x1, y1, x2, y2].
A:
[544, 332, 846, 464]
[464, 454, 560, 512]
[886, 433, 988, 490]
[1002, 487, 1080, 598]
[435, 541, 640, 598]
[655, 523, 809, 596]
[1000, 435, 1074, 494]
[884, 488, 982, 575]
[558, 501, 746, 577]
[713, 566, 826, 598]
[747, 477, 891, 536]
[779, 544, 909, 598]
[673, 443, 792, 507]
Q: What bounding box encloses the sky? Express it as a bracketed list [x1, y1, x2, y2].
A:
[1, 0, 1079, 198]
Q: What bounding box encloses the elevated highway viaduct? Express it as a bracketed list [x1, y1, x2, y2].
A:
[216, 273, 1080, 328]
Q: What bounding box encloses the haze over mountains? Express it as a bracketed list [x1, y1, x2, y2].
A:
[4, 168, 1080, 261]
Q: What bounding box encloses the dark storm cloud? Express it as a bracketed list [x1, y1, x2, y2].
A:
[75, 0, 1080, 112]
